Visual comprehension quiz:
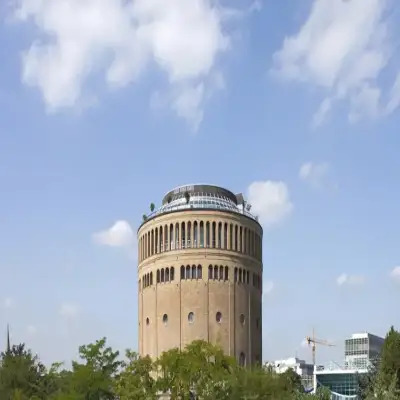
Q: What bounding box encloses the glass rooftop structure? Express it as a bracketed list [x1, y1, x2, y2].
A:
[144, 184, 257, 222]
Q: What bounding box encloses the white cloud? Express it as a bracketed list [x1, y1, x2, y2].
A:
[13, 0, 255, 128]
[336, 273, 365, 286]
[299, 161, 330, 190]
[272, 0, 400, 126]
[390, 266, 400, 281]
[263, 280, 274, 300]
[247, 181, 293, 227]
[59, 303, 79, 319]
[1, 297, 14, 309]
[92, 220, 134, 248]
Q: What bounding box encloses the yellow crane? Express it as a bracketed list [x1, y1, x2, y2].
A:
[306, 329, 335, 365]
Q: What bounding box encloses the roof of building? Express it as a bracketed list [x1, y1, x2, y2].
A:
[140, 184, 259, 227]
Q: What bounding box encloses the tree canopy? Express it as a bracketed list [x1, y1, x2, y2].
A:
[0, 326, 399, 399]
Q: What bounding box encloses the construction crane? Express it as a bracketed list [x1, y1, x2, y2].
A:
[306, 329, 335, 366]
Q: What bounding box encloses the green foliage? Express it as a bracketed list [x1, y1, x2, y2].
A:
[379, 326, 400, 391]
[2, 327, 400, 399]
[150, 203, 155, 212]
[142, 214, 147, 222]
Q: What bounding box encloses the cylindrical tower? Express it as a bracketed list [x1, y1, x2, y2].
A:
[137, 184, 263, 366]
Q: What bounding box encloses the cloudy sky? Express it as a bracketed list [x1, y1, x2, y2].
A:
[1, 0, 400, 366]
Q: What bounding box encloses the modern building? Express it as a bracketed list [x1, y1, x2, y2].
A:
[267, 357, 314, 389]
[137, 184, 263, 365]
[315, 332, 385, 399]
[344, 332, 384, 369]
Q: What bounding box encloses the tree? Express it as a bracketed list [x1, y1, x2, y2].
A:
[114, 351, 157, 400]
[379, 326, 400, 391]
[0, 343, 48, 399]
[150, 203, 155, 212]
[61, 337, 121, 400]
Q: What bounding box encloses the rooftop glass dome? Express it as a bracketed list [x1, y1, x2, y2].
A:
[144, 184, 257, 222]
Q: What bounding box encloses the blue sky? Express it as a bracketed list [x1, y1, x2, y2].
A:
[1, 0, 400, 366]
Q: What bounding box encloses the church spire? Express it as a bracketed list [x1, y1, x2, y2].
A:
[6, 324, 10, 353]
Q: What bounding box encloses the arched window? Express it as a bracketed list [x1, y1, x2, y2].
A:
[200, 221, 204, 247]
[218, 223, 222, 248]
[170, 267, 175, 281]
[159, 226, 163, 252]
[225, 266, 229, 281]
[187, 221, 192, 248]
[206, 222, 210, 248]
[246, 271, 250, 284]
[181, 222, 186, 249]
[155, 228, 158, 253]
[229, 224, 233, 250]
[239, 226, 243, 252]
[235, 225, 238, 251]
[181, 265, 185, 280]
[193, 221, 198, 248]
[161, 269, 165, 283]
[191, 265, 196, 279]
[212, 222, 216, 248]
[175, 223, 180, 250]
[186, 265, 191, 279]
[208, 265, 213, 280]
[197, 265, 202, 279]
[219, 266, 224, 280]
[164, 224, 168, 251]
[151, 230, 154, 255]
[169, 224, 174, 250]
[239, 269, 243, 283]
[214, 266, 218, 280]
[165, 267, 170, 282]
[234, 267, 238, 282]
[150, 272, 153, 286]
[157, 270, 160, 283]
[224, 223, 228, 249]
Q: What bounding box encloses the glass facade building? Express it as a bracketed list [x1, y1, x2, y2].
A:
[315, 332, 384, 399]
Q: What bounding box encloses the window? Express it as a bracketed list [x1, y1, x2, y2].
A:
[165, 268, 170, 282]
[224, 266, 229, 281]
[161, 269, 165, 283]
[171, 267, 175, 281]
[181, 265, 185, 280]
[188, 312, 194, 323]
[200, 221, 204, 247]
[194, 221, 198, 247]
[197, 265, 202, 279]
[212, 222, 216, 248]
[191, 265, 196, 279]
[208, 265, 213, 279]
[216, 312, 222, 323]
[186, 265, 191, 279]
[219, 266, 224, 280]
